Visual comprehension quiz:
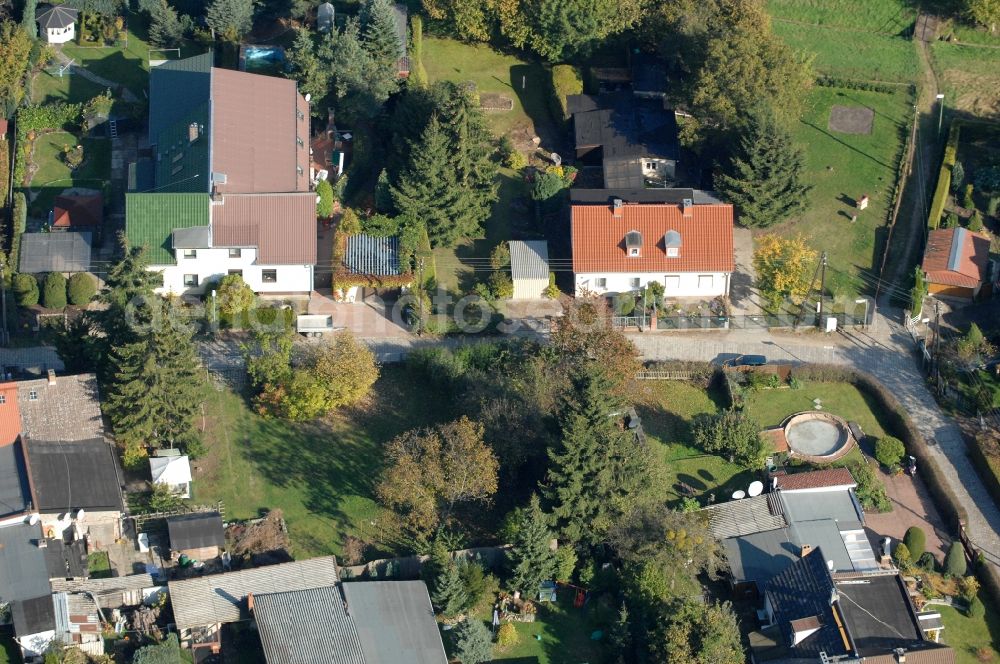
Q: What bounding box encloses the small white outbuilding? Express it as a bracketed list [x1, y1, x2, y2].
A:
[36, 5, 79, 45]
[150, 450, 193, 499]
[509, 240, 550, 300]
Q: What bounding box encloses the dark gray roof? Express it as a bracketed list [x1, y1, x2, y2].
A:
[148, 53, 213, 156]
[36, 4, 78, 29]
[631, 55, 668, 96]
[701, 493, 787, 539]
[780, 490, 864, 525]
[571, 96, 678, 165]
[0, 440, 31, 518]
[0, 523, 52, 604]
[835, 575, 923, 656]
[344, 234, 401, 276]
[12, 594, 56, 635]
[569, 188, 724, 205]
[790, 519, 854, 572]
[171, 225, 210, 249]
[19, 232, 92, 274]
[254, 585, 365, 664]
[722, 529, 800, 585]
[27, 439, 124, 513]
[764, 548, 848, 658]
[342, 581, 447, 664]
[43, 539, 88, 579]
[167, 512, 225, 551]
[169, 556, 341, 629]
[509, 241, 549, 281]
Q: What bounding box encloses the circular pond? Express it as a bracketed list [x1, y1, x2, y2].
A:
[783, 411, 855, 461]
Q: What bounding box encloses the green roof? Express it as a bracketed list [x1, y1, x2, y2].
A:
[153, 101, 211, 193]
[125, 193, 209, 265]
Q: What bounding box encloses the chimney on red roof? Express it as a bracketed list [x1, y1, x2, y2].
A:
[612, 198, 623, 218]
[681, 198, 693, 218]
[47, 370, 56, 386]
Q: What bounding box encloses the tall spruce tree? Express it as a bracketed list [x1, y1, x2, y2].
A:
[440, 83, 499, 225]
[714, 106, 810, 228]
[20, 0, 36, 37]
[430, 559, 468, 617]
[105, 305, 202, 452]
[507, 494, 557, 596]
[544, 366, 649, 544]
[360, 0, 401, 68]
[148, 0, 185, 46]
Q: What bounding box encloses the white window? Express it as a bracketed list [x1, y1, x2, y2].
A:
[630, 277, 641, 289]
[28, 390, 38, 401]
[262, 269, 278, 283]
[0, 395, 6, 404]
[629, 248, 640, 257]
[666, 247, 679, 258]
[183, 274, 199, 287]
[183, 249, 197, 259]
[646, 162, 657, 170]
[228, 269, 243, 277]
[594, 277, 607, 289]
[698, 275, 714, 289]
[664, 275, 680, 292]
[228, 248, 242, 258]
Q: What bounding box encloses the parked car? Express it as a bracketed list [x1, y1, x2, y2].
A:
[724, 354, 767, 367]
[296, 314, 338, 337]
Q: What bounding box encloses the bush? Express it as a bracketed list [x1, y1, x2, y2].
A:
[851, 459, 891, 513]
[951, 161, 965, 192]
[963, 183, 975, 209]
[945, 541, 967, 577]
[903, 526, 926, 560]
[942, 212, 958, 228]
[988, 196, 1000, 218]
[506, 150, 527, 170]
[13, 273, 38, 306]
[960, 575, 981, 602]
[496, 623, 519, 649]
[917, 551, 937, 572]
[876, 436, 906, 468]
[893, 542, 912, 571]
[969, 596, 985, 619]
[970, 210, 984, 232]
[42, 272, 67, 309]
[67, 272, 96, 305]
[928, 123, 960, 229]
[316, 179, 334, 218]
[549, 64, 583, 121]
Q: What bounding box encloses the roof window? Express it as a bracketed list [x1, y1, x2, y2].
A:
[28, 389, 38, 401]
[664, 230, 681, 257]
[625, 230, 642, 257]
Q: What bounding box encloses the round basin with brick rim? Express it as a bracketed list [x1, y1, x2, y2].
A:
[782, 411, 856, 462]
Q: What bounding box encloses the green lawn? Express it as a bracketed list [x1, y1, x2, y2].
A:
[937, 595, 1000, 664]
[945, 19, 1000, 47]
[193, 366, 449, 559]
[0, 627, 21, 664]
[31, 68, 108, 105]
[27, 132, 111, 217]
[742, 380, 888, 437]
[930, 42, 1000, 120]
[767, 0, 915, 33]
[88, 551, 112, 579]
[638, 381, 754, 503]
[777, 85, 912, 300]
[460, 595, 608, 663]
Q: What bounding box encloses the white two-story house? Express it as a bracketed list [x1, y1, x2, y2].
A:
[571, 197, 735, 298]
[126, 53, 316, 296]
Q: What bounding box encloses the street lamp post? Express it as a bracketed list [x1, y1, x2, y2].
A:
[936, 93, 945, 138]
[855, 298, 869, 329]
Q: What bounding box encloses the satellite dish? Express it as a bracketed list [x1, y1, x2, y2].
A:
[28, 514, 39, 526]
[60, 512, 71, 522]
[305, 93, 312, 102]
[76, 509, 86, 521]
[731, 490, 746, 500]
[748, 481, 764, 497]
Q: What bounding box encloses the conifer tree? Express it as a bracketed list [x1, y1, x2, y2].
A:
[149, 0, 185, 47]
[431, 558, 468, 617]
[507, 494, 557, 596]
[440, 84, 499, 226]
[20, 0, 36, 38]
[715, 106, 810, 228]
[454, 618, 493, 664]
[360, 0, 401, 68]
[105, 305, 202, 452]
[544, 366, 648, 544]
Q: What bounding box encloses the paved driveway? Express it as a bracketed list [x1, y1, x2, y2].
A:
[865, 470, 949, 560]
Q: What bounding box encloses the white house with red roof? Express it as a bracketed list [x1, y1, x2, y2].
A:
[570, 197, 735, 298]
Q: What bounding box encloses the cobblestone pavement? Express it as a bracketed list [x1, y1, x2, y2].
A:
[865, 471, 949, 559]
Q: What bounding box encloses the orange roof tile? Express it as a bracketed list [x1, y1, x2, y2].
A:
[571, 202, 734, 274]
[0, 382, 23, 446]
[775, 468, 855, 491]
[922, 227, 990, 288]
[53, 194, 103, 228]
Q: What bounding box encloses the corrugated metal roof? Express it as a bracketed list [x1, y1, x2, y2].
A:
[701, 493, 787, 539]
[148, 54, 213, 153]
[571, 202, 734, 274]
[51, 573, 156, 594]
[19, 232, 92, 274]
[210, 68, 310, 194]
[509, 241, 549, 281]
[211, 193, 317, 265]
[254, 585, 365, 664]
[343, 581, 447, 664]
[126, 193, 209, 265]
[922, 227, 990, 288]
[168, 556, 340, 629]
[344, 234, 401, 276]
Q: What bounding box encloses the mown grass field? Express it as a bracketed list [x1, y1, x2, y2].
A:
[742, 380, 889, 438]
[930, 42, 1000, 119]
[767, 0, 915, 33]
[937, 596, 1000, 663]
[193, 366, 449, 559]
[773, 85, 912, 300]
[28, 132, 111, 218]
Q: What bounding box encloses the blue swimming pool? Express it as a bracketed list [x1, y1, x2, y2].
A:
[240, 45, 286, 73]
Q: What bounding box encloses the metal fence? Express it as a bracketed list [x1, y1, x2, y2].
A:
[652, 312, 868, 331]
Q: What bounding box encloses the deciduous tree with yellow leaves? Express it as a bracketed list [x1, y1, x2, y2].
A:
[752, 234, 817, 310]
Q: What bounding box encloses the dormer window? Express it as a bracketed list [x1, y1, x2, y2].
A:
[625, 230, 643, 258]
[664, 230, 681, 258]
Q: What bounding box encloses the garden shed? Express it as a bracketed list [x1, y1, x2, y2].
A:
[509, 240, 550, 300]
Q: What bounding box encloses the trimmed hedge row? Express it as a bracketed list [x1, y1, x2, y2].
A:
[815, 75, 906, 94]
[548, 64, 583, 124]
[928, 122, 962, 230]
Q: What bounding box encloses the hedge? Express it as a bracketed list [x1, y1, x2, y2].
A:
[966, 433, 1000, 513]
[42, 272, 67, 309]
[815, 75, 905, 94]
[67, 272, 97, 305]
[10, 192, 26, 269]
[548, 64, 583, 123]
[927, 122, 962, 230]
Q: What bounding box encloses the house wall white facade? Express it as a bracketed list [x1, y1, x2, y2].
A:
[574, 271, 730, 298]
[152, 247, 314, 295]
[45, 25, 75, 44]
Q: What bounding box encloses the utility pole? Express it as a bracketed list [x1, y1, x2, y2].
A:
[817, 252, 828, 324]
[796, 253, 824, 329]
[416, 258, 424, 337]
[936, 93, 945, 139]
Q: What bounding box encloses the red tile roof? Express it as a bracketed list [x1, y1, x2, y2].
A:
[922, 227, 990, 288]
[775, 468, 855, 491]
[210, 68, 310, 195]
[571, 202, 734, 274]
[0, 382, 22, 446]
[52, 194, 103, 228]
[211, 193, 317, 265]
